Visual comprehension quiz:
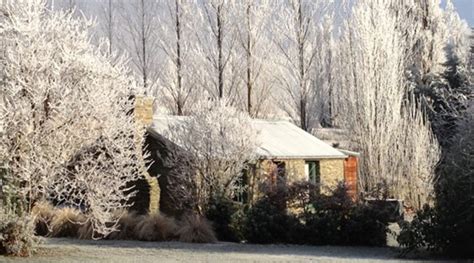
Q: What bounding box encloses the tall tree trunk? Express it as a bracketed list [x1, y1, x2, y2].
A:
[108, 0, 113, 55]
[141, 0, 147, 90]
[297, 0, 307, 131]
[175, 0, 183, 115]
[217, 4, 223, 99]
[246, 3, 252, 116]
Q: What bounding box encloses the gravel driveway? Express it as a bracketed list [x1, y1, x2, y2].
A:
[0, 238, 443, 263]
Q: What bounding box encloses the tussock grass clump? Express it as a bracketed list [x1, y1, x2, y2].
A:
[31, 201, 56, 236]
[49, 207, 85, 238]
[176, 214, 217, 243]
[77, 221, 95, 240]
[107, 211, 140, 240]
[134, 213, 177, 241]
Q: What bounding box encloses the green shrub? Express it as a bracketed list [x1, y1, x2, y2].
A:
[398, 205, 439, 254]
[244, 181, 390, 246]
[398, 202, 474, 257]
[297, 185, 389, 246]
[398, 107, 474, 258]
[244, 181, 300, 244]
[341, 204, 390, 246]
[206, 196, 245, 242]
[244, 197, 300, 244]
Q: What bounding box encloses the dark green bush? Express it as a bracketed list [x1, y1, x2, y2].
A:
[398, 205, 439, 254]
[243, 181, 390, 246]
[299, 185, 389, 246]
[244, 197, 300, 244]
[206, 196, 245, 242]
[398, 106, 474, 258]
[243, 180, 300, 244]
[341, 204, 390, 246]
[398, 173, 474, 257]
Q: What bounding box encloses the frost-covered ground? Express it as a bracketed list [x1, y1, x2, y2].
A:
[0, 238, 443, 263]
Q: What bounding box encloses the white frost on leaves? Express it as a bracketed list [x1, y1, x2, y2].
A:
[168, 99, 259, 212]
[0, 0, 147, 238]
[333, 0, 441, 207]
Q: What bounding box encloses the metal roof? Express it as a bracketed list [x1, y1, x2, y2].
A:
[252, 120, 347, 159]
[150, 116, 347, 160]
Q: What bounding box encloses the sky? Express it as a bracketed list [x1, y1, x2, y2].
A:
[46, 0, 474, 30]
[451, 0, 474, 26]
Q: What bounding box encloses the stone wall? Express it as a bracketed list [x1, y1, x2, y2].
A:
[134, 96, 154, 126]
[145, 131, 197, 217]
[320, 159, 345, 192]
[255, 158, 345, 191]
[283, 159, 306, 182]
[134, 96, 159, 214]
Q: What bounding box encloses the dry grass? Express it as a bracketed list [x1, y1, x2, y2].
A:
[49, 207, 86, 238]
[77, 221, 95, 240]
[134, 213, 178, 241]
[176, 214, 217, 243]
[106, 211, 140, 240]
[31, 201, 56, 236]
[31, 205, 215, 244]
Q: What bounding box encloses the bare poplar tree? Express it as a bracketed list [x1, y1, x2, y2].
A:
[311, 16, 336, 127]
[195, 0, 239, 101]
[100, 0, 116, 55]
[273, 0, 334, 131]
[333, 0, 440, 208]
[120, 0, 160, 94]
[157, 0, 196, 115]
[390, 0, 448, 83]
[235, 0, 274, 117]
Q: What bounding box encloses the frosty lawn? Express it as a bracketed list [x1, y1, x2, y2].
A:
[0, 238, 437, 263]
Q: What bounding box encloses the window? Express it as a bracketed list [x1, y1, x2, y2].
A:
[275, 161, 286, 178]
[234, 169, 249, 204]
[305, 161, 320, 184]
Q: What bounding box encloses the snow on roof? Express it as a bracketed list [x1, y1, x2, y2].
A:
[150, 116, 347, 160]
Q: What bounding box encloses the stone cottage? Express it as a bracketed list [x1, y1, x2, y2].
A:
[132, 97, 359, 215]
[249, 120, 357, 197]
[148, 115, 359, 209]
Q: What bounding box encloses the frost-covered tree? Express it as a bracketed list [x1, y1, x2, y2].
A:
[412, 0, 472, 148]
[157, 0, 197, 116]
[99, 0, 117, 55]
[273, 0, 334, 131]
[0, 0, 147, 237]
[234, 0, 274, 117]
[195, 0, 239, 101]
[168, 99, 259, 213]
[390, 0, 448, 83]
[311, 16, 337, 127]
[334, 0, 440, 208]
[443, 0, 471, 67]
[119, 0, 160, 93]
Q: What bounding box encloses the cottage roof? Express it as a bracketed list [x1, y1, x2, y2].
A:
[150, 116, 347, 160]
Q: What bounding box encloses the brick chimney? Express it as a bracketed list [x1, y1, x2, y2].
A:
[133, 96, 160, 214]
[134, 96, 154, 126]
